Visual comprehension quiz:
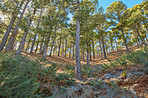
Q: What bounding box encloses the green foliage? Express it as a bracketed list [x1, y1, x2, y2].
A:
[123, 71, 127, 77]
[64, 64, 75, 76]
[55, 73, 76, 86]
[82, 64, 93, 77]
[103, 48, 148, 70]
[0, 52, 43, 98]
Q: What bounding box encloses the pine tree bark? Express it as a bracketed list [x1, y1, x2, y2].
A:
[42, 33, 51, 59]
[92, 40, 95, 59]
[39, 36, 44, 54]
[69, 44, 71, 58]
[35, 42, 39, 53]
[99, 40, 103, 60]
[73, 43, 75, 58]
[121, 29, 129, 53]
[58, 35, 61, 56]
[101, 35, 107, 59]
[25, 39, 31, 52]
[5, 0, 30, 51]
[64, 39, 67, 57]
[83, 47, 85, 62]
[87, 43, 90, 66]
[75, 2, 82, 80]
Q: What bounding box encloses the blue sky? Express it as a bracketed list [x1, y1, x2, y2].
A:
[68, 0, 143, 23]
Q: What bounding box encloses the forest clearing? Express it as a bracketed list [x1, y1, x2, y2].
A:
[0, 0, 148, 98]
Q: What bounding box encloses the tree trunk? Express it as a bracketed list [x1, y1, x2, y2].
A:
[35, 42, 39, 53]
[115, 38, 118, 52]
[101, 35, 107, 59]
[39, 36, 44, 55]
[15, 8, 35, 55]
[0, 0, 25, 51]
[58, 35, 61, 56]
[89, 42, 92, 61]
[69, 44, 71, 58]
[86, 43, 90, 66]
[5, 0, 30, 51]
[42, 33, 51, 59]
[92, 40, 95, 59]
[121, 29, 129, 53]
[0, 16, 16, 51]
[75, 13, 82, 80]
[25, 40, 30, 52]
[73, 43, 75, 58]
[65, 39, 67, 57]
[99, 40, 103, 60]
[30, 9, 43, 53]
[83, 47, 85, 62]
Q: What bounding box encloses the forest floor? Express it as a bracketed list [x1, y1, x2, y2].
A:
[23, 45, 143, 66]
[22, 45, 148, 98]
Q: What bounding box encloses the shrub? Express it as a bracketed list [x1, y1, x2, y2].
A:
[0, 52, 43, 98]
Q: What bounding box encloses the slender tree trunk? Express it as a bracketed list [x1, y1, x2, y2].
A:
[39, 36, 44, 55]
[99, 40, 103, 60]
[61, 43, 64, 56]
[73, 43, 75, 58]
[58, 35, 61, 56]
[87, 43, 90, 66]
[115, 38, 118, 52]
[30, 9, 43, 53]
[5, 0, 30, 51]
[0, 16, 16, 51]
[69, 44, 71, 58]
[121, 29, 129, 53]
[75, 10, 82, 80]
[92, 40, 95, 59]
[25, 40, 30, 52]
[0, 0, 25, 51]
[111, 41, 114, 51]
[65, 39, 67, 57]
[15, 8, 35, 55]
[83, 47, 85, 62]
[89, 44, 92, 61]
[101, 35, 107, 59]
[35, 42, 39, 53]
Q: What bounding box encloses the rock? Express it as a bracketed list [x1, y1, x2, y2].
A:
[94, 91, 101, 96]
[104, 74, 111, 79]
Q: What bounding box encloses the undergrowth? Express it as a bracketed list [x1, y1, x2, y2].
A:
[102, 47, 148, 73]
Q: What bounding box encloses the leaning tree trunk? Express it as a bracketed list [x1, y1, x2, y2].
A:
[15, 8, 36, 55]
[92, 40, 95, 59]
[5, 0, 30, 51]
[39, 36, 44, 55]
[75, 7, 82, 80]
[58, 35, 61, 56]
[30, 9, 43, 54]
[35, 42, 39, 53]
[0, 0, 25, 51]
[25, 40, 31, 52]
[121, 29, 129, 53]
[101, 35, 107, 59]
